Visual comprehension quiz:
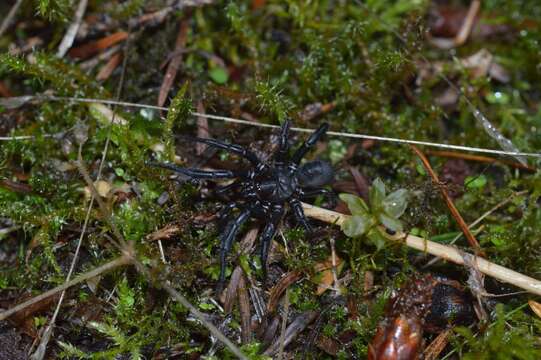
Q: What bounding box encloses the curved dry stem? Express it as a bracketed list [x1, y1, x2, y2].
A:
[301, 202, 541, 296]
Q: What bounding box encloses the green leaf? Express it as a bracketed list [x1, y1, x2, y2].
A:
[382, 188, 408, 218]
[198, 301, 216, 310]
[378, 213, 403, 232]
[341, 215, 371, 237]
[339, 193, 369, 215]
[239, 253, 252, 277]
[366, 228, 387, 250]
[369, 178, 386, 208]
[208, 67, 229, 84]
[465, 175, 487, 189]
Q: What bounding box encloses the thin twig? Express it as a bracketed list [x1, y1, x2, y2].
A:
[0, 256, 130, 321]
[0, 0, 24, 38]
[424, 190, 528, 268]
[3, 95, 540, 160]
[301, 203, 541, 296]
[158, 20, 189, 107]
[56, 0, 89, 57]
[277, 288, 290, 360]
[329, 237, 340, 296]
[454, 0, 480, 46]
[426, 150, 535, 172]
[410, 145, 483, 254]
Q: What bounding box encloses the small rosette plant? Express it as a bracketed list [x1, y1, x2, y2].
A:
[339, 178, 408, 249]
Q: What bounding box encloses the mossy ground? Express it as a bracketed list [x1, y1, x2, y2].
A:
[1, 0, 540, 359]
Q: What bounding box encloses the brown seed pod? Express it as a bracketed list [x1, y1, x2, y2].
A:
[368, 274, 474, 360]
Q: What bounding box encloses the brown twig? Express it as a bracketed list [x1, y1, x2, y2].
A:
[410, 145, 483, 255]
[301, 203, 541, 296]
[277, 288, 290, 360]
[424, 190, 528, 268]
[158, 20, 189, 107]
[196, 101, 210, 155]
[267, 271, 303, 314]
[238, 274, 252, 344]
[426, 150, 535, 172]
[264, 311, 318, 356]
[96, 52, 123, 81]
[423, 329, 452, 360]
[69, 31, 129, 59]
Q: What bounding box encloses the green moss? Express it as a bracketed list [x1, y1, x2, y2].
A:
[1, 0, 541, 357]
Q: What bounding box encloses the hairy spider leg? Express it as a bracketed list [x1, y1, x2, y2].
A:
[289, 198, 313, 233]
[259, 205, 284, 280]
[273, 119, 291, 165]
[298, 188, 337, 208]
[151, 162, 240, 179]
[186, 137, 261, 165]
[218, 208, 252, 291]
[291, 123, 329, 164]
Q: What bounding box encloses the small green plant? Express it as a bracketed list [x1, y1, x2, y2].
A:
[454, 304, 541, 360]
[339, 178, 408, 249]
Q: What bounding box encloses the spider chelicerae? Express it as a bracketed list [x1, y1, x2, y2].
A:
[153, 120, 335, 289]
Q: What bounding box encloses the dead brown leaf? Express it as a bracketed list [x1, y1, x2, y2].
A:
[528, 300, 541, 319]
[69, 31, 128, 59]
[146, 223, 181, 242]
[96, 51, 122, 81]
[313, 255, 343, 295]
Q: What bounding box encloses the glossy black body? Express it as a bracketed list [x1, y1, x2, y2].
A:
[153, 120, 335, 290]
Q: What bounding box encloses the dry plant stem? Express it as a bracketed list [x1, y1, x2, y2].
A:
[454, 0, 481, 46]
[0, 256, 130, 321]
[278, 288, 290, 360]
[426, 150, 535, 172]
[423, 329, 452, 360]
[158, 20, 189, 107]
[56, 0, 88, 57]
[301, 203, 541, 296]
[238, 274, 252, 344]
[0, 0, 24, 38]
[410, 145, 483, 254]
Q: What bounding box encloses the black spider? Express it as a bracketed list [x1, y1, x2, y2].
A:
[153, 120, 335, 289]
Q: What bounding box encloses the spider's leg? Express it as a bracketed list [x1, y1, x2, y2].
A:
[289, 198, 313, 233]
[150, 162, 240, 179]
[217, 208, 251, 292]
[273, 119, 291, 164]
[216, 202, 236, 222]
[291, 123, 329, 164]
[298, 188, 337, 208]
[215, 180, 242, 198]
[259, 205, 284, 279]
[187, 137, 261, 165]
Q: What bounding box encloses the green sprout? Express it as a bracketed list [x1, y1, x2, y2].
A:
[339, 178, 408, 249]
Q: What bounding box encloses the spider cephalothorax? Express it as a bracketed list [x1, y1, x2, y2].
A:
[154, 120, 334, 289]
